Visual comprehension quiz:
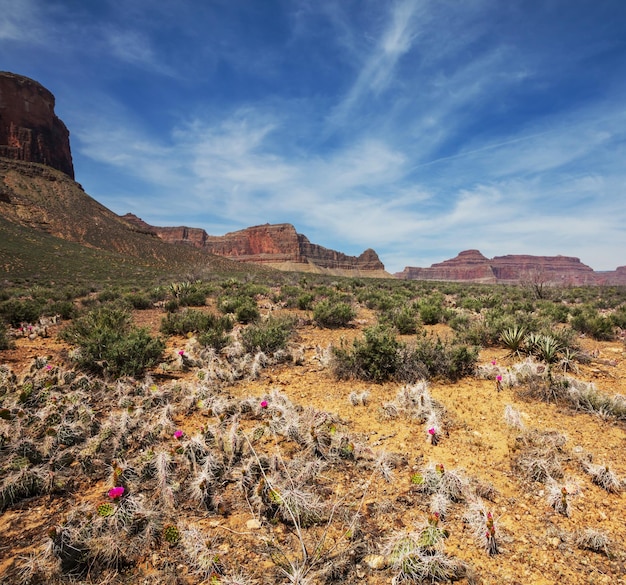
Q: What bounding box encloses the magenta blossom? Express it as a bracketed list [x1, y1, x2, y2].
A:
[174, 430, 184, 439]
[108, 486, 125, 499]
[496, 375, 502, 382]
[260, 400, 268, 409]
[428, 427, 437, 436]
[45, 364, 52, 370]
[491, 360, 497, 366]
[178, 350, 185, 356]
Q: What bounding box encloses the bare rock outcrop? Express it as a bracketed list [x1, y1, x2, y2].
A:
[122, 216, 388, 276]
[396, 250, 497, 283]
[0, 72, 74, 178]
[396, 250, 624, 285]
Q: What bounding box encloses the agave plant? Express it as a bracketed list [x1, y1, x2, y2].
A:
[533, 335, 562, 364]
[500, 326, 526, 357]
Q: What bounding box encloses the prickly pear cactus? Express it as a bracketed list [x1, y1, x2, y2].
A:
[97, 503, 115, 517]
[163, 524, 180, 544]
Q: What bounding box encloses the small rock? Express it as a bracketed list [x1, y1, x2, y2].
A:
[246, 519, 262, 530]
[363, 554, 388, 570]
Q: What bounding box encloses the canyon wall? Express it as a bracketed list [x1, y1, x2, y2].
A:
[396, 250, 626, 285]
[0, 72, 74, 178]
[122, 215, 388, 275]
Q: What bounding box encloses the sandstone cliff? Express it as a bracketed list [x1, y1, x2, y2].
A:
[396, 250, 626, 285]
[0, 72, 74, 178]
[122, 216, 389, 277]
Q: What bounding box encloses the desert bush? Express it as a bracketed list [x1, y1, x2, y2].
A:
[160, 309, 233, 352]
[0, 322, 12, 350]
[610, 306, 626, 329]
[570, 308, 614, 340]
[0, 298, 44, 326]
[161, 309, 209, 335]
[332, 325, 400, 383]
[125, 292, 152, 310]
[404, 335, 479, 382]
[47, 299, 77, 320]
[312, 299, 356, 328]
[218, 294, 259, 323]
[61, 305, 164, 378]
[417, 300, 445, 325]
[381, 305, 420, 335]
[241, 316, 295, 354]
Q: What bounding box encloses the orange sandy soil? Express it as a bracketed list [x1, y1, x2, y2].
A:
[1, 304, 625, 585]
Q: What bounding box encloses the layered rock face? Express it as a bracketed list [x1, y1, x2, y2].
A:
[122, 216, 387, 275]
[0, 72, 74, 178]
[396, 250, 624, 285]
[397, 250, 497, 283]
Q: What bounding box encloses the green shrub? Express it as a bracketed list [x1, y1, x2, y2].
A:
[0, 298, 44, 327]
[60, 306, 164, 378]
[218, 293, 259, 323]
[278, 285, 303, 308]
[46, 300, 77, 320]
[0, 322, 12, 350]
[297, 293, 316, 310]
[332, 325, 400, 383]
[313, 299, 356, 328]
[610, 306, 626, 329]
[160, 309, 233, 337]
[404, 335, 479, 382]
[418, 302, 445, 325]
[125, 293, 152, 310]
[241, 316, 295, 354]
[178, 288, 206, 307]
[235, 301, 260, 324]
[382, 306, 419, 335]
[197, 328, 231, 352]
[570, 309, 614, 340]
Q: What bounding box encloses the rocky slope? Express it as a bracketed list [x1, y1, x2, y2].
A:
[396, 250, 626, 286]
[0, 159, 251, 277]
[0, 72, 74, 178]
[122, 215, 390, 277]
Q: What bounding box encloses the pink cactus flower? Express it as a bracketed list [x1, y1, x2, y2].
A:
[108, 486, 125, 499]
[260, 400, 268, 409]
[174, 430, 184, 439]
[428, 427, 436, 436]
[491, 360, 497, 365]
[45, 364, 52, 370]
[496, 375, 502, 382]
[178, 350, 185, 356]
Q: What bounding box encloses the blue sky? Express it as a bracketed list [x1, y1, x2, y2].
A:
[2, 0, 626, 273]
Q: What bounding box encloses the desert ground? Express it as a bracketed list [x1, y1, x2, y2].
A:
[1, 296, 625, 585]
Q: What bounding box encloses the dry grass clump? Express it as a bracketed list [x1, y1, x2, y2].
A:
[511, 429, 568, 483]
[581, 461, 624, 493]
[382, 528, 469, 584]
[575, 528, 611, 556]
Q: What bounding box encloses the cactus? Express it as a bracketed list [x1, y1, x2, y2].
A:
[164, 524, 181, 544]
[97, 502, 115, 517]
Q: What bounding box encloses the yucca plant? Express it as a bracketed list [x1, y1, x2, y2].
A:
[533, 335, 562, 364]
[500, 326, 526, 357]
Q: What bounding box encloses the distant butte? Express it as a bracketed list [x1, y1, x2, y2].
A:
[121, 215, 390, 277]
[395, 250, 626, 286]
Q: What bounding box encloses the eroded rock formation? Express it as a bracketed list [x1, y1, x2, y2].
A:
[122, 216, 388, 275]
[396, 250, 625, 285]
[0, 72, 74, 178]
